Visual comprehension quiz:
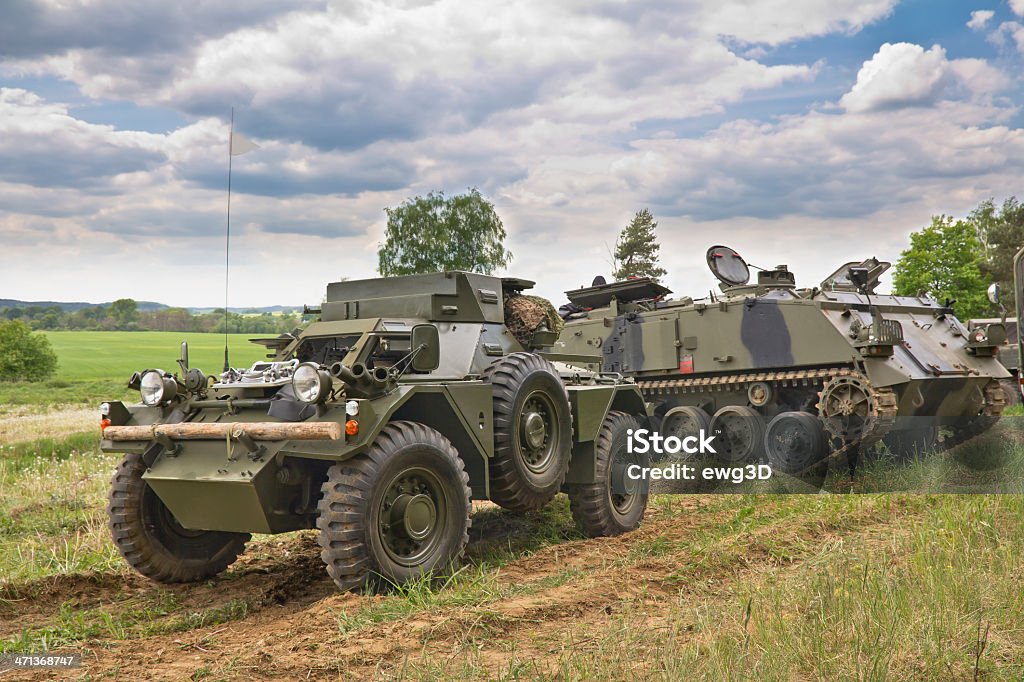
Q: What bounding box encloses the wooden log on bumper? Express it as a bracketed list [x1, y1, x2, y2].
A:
[103, 421, 342, 441]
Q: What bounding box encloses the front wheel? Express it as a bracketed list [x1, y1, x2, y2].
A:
[568, 411, 648, 538]
[107, 453, 249, 583]
[316, 422, 472, 592]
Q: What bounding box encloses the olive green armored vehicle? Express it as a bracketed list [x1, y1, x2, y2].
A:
[554, 246, 1009, 474]
[100, 272, 647, 591]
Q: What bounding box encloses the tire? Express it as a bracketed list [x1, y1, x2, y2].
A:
[107, 452, 249, 583]
[481, 353, 573, 511]
[316, 422, 472, 592]
[568, 411, 648, 538]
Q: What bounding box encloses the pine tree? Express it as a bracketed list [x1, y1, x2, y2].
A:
[613, 209, 667, 282]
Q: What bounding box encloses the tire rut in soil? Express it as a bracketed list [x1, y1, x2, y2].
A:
[0, 534, 334, 641]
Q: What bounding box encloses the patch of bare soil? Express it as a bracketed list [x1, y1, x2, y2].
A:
[0, 534, 334, 640]
[4, 496, 917, 681]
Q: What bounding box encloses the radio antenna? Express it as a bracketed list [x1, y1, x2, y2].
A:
[221, 108, 259, 373]
[223, 107, 234, 373]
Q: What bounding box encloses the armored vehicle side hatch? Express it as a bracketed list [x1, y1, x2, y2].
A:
[248, 333, 297, 358]
[821, 257, 891, 293]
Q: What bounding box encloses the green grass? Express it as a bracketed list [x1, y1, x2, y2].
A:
[3, 427, 1024, 676]
[42, 331, 267, 381]
[0, 594, 253, 654]
[0, 432, 124, 586]
[393, 495, 1023, 681]
[0, 332, 268, 410]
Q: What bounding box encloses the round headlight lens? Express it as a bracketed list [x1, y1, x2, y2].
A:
[293, 363, 329, 403]
[140, 370, 167, 406]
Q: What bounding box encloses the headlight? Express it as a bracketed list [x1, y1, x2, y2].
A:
[972, 329, 987, 344]
[140, 370, 176, 406]
[292, 363, 332, 403]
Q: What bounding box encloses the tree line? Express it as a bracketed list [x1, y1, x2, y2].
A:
[2, 299, 305, 335]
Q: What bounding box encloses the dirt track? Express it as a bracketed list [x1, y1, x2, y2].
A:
[1, 493, 919, 681]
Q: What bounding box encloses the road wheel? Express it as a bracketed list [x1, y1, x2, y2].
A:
[108, 452, 249, 583]
[482, 353, 572, 511]
[710, 405, 765, 463]
[568, 411, 648, 537]
[660, 406, 712, 462]
[764, 412, 827, 474]
[316, 422, 471, 592]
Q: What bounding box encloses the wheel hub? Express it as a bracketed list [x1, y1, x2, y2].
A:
[765, 412, 825, 474]
[391, 493, 437, 541]
[522, 411, 547, 450]
[519, 393, 556, 473]
[379, 468, 447, 567]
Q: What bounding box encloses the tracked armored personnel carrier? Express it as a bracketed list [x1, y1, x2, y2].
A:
[100, 272, 647, 591]
[554, 246, 1009, 473]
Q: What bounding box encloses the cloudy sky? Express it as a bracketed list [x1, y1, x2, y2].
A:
[2, 0, 1024, 307]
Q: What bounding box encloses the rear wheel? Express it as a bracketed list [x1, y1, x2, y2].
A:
[316, 422, 471, 592]
[568, 411, 648, 537]
[482, 353, 572, 511]
[108, 453, 249, 583]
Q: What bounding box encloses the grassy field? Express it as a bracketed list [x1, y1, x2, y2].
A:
[1, 428, 1023, 678]
[0, 332, 268, 412]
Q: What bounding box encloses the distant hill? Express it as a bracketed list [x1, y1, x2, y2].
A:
[0, 299, 300, 314]
[188, 305, 302, 315]
[0, 299, 169, 312]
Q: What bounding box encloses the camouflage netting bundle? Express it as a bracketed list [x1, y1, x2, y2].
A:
[504, 294, 564, 349]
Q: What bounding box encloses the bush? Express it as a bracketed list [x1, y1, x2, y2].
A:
[0, 320, 58, 381]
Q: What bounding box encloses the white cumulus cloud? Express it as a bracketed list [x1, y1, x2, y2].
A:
[991, 20, 1024, 52]
[840, 42, 1006, 112]
[967, 10, 995, 30]
[694, 0, 897, 45]
[1011, 0, 1024, 17]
